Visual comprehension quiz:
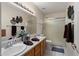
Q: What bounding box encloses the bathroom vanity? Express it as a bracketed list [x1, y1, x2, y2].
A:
[1, 2, 46, 56]
[23, 38, 46, 56]
[1, 36, 46, 56]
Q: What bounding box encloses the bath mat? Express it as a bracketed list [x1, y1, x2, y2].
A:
[51, 47, 64, 53]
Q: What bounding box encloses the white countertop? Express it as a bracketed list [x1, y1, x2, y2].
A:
[18, 36, 46, 56]
[1, 36, 46, 56]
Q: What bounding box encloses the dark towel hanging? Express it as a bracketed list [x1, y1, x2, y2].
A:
[64, 23, 74, 43]
[64, 25, 67, 38]
[11, 26, 17, 36]
[67, 6, 74, 20]
[68, 6, 72, 19]
[66, 23, 72, 42]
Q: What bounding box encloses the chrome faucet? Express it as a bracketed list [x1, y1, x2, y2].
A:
[5, 38, 16, 49]
[5, 41, 12, 49]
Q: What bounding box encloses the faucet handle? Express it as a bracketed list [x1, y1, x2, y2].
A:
[8, 37, 12, 40]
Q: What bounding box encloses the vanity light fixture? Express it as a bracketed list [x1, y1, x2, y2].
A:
[14, 2, 34, 14]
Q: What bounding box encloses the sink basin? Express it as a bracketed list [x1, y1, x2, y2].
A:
[31, 38, 39, 41]
[23, 41, 33, 46]
[2, 42, 26, 56]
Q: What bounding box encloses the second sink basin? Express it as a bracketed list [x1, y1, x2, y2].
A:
[31, 38, 39, 41]
[23, 41, 33, 46]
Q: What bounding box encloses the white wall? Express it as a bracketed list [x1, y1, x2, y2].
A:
[45, 12, 66, 19]
[74, 2, 79, 55]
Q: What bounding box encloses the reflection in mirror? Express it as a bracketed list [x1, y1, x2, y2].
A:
[11, 26, 17, 36]
[1, 29, 6, 37]
[27, 15, 37, 34]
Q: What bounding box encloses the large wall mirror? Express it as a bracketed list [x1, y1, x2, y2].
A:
[1, 2, 37, 42]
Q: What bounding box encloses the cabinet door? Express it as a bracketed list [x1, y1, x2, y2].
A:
[35, 43, 41, 56]
[41, 40, 46, 56]
[24, 48, 34, 56]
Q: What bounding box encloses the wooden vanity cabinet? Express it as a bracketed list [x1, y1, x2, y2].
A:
[34, 43, 41, 56]
[41, 40, 46, 56]
[23, 39, 46, 56]
[24, 48, 34, 56]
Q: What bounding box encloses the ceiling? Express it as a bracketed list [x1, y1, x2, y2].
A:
[34, 2, 68, 15]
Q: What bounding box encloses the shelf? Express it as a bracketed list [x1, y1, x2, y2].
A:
[6, 25, 27, 27]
